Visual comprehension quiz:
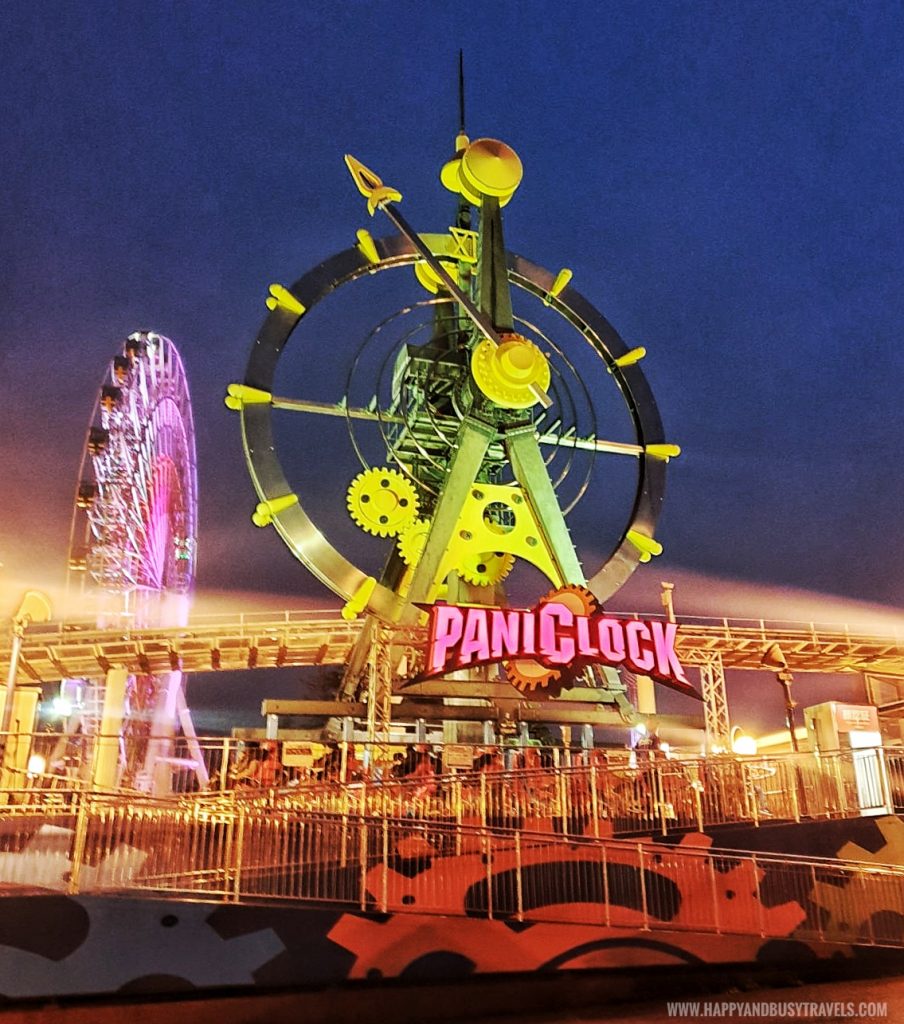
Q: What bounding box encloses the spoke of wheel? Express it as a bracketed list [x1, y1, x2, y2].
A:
[274, 394, 638, 457]
[272, 395, 404, 424]
[537, 433, 644, 457]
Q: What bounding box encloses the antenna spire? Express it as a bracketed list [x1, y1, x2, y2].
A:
[458, 50, 466, 135]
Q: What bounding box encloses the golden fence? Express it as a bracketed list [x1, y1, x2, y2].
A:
[4, 737, 901, 840]
[1, 794, 904, 950]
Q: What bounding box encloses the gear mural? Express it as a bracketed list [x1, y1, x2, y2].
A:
[810, 817, 904, 946]
[328, 833, 807, 980]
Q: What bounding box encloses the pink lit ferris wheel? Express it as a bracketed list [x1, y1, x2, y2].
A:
[65, 331, 201, 790]
[68, 331, 197, 625]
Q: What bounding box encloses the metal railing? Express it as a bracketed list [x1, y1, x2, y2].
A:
[4, 734, 901, 837]
[16, 604, 904, 644]
[5, 607, 904, 682]
[3, 794, 904, 950]
[264, 750, 894, 837]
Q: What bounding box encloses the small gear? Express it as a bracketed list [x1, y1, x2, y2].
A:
[347, 467, 419, 538]
[397, 517, 430, 565]
[459, 550, 515, 587]
[505, 658, 562, 695]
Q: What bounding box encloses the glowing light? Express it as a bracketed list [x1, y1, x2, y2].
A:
[51, 696, 73, 718]
[731, 726, 758, 756]
[26, 754, 46, 777]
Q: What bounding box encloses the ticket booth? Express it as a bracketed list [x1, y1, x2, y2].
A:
[804, 702, 890, 815]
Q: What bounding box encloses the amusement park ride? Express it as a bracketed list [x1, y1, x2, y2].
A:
[226, 127, 696, 744]
[54, 332, 202, 789]
[4, 110, 904, 1011]
[4, 124, 904, 772]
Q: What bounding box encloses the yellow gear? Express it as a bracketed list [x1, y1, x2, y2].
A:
[347, 468, 419, 538]
[471, 333, 551, 409]
[458, 550, 515, 588]
[396, 517, 430, 565]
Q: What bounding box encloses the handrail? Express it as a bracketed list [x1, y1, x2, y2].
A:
[6, 730, 903, 840]
[9, 607, 904, 642]
[2, 795, 903, 949]
[4, 609, 902, 683]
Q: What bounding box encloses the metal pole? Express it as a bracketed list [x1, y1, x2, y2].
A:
[0, 631, 23, 741]
[1, 592, 52, 765]
[778, 673, 800, 752]
[660, 582, 676, 623]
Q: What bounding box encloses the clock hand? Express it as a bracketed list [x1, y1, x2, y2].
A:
[345, 154, 552, 410]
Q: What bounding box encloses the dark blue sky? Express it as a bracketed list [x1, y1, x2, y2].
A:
[2, 1, 903, 730]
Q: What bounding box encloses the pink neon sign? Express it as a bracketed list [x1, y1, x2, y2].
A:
[424, 595, 700, 700]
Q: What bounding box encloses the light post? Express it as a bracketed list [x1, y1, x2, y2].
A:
[660, 581, 676, 623]
[761, 643, 799, 752]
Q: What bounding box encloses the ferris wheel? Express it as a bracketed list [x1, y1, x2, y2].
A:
[65, 331, 202, 790]
[68, 331, 197, 626]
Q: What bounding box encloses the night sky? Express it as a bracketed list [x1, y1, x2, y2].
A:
[2, 1, 903, 734]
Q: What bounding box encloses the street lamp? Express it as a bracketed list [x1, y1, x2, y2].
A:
[762, 642, 799, 752]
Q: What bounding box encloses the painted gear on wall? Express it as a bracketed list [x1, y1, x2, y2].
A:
[347, 467, 419, 538]
[810, 816, 904, 944]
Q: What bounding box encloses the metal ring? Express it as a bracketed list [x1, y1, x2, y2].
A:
[240, 235, 667, 617]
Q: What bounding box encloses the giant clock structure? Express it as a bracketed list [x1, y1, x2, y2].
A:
[229, 132, 680, 722]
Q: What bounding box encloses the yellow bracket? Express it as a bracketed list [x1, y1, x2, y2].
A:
[356, 229, 380, 265]
[266, 284, 306, 317]
[543, 268, 573, 306]
[626, 529, 663, 563]
[224, 383, 272, 411]
[366, 186, 402, 216]
[341, 576, 376, 621]
[433, 482, 562, 588]
[611, 347, 647, 370]
[448, 226, 478, 263]
[411, 230, 477, 294]
[414, 259, 458, 294]
[645, 443, 682, 462]
[252, 494, 298, 528]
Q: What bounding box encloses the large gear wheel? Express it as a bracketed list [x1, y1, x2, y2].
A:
[347, 467, 419, 538]
[542, 583, 600, 617]
[458, 550, 515, 587]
